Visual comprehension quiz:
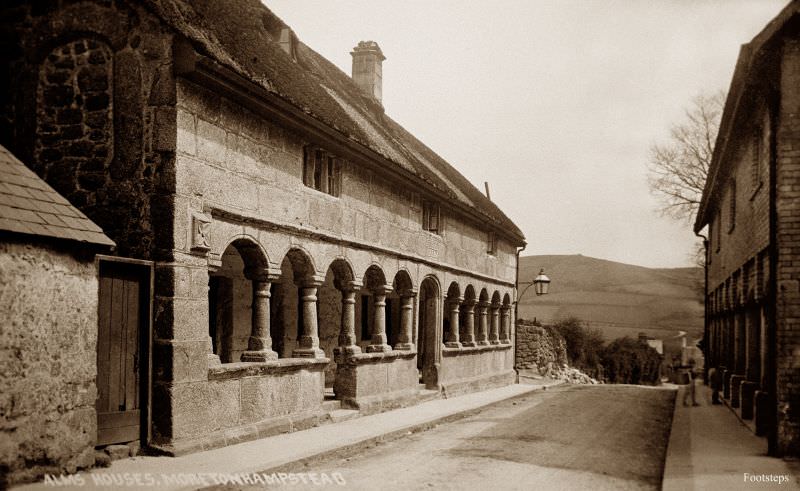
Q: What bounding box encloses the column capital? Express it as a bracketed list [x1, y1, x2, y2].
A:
[462, 298, 478, 308]
[399, 288, 418, 298]
[448, 296, 464, 307]
[336, 279, 363, 293]
[207, 253, 222, 273]
[372, 283, 393, 296]
[299, 275, 325, 288]
[243, 266, 282, 282]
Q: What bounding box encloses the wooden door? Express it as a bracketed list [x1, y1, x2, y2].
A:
[96, 259, 151, 446]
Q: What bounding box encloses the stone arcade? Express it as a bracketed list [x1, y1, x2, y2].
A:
[0, 0, 526, 478]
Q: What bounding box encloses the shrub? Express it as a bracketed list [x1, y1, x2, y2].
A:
[552, 317, 604, 377]
[601, 336, 662, 385]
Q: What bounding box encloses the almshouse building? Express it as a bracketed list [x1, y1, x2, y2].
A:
[0, 0, 525, 476]
[695, 1, 800, 457]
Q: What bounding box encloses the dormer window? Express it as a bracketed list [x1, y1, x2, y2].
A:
[422, 201, 440, 234]
[303, 146, 341, 197]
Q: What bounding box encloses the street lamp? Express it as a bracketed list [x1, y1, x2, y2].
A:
[519, 268, 551, 303]
[515, 268, 551, 377]
[533, 269, 551, 296]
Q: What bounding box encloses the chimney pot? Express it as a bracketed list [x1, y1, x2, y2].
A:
[351, 41, 385, 105]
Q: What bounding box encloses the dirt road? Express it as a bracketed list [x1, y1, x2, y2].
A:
[218, 384, 675, 491]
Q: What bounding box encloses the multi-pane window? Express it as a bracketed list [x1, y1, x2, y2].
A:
[751, 127, 762, 191]
[487, 231, 497, 255]
[303, 146, 341, 197]
[422, 200, 440, 234]
[728, 178, 736, 233]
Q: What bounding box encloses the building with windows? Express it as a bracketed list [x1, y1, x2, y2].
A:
[0, 0, 525, 469]
[695, 1, 800, 456]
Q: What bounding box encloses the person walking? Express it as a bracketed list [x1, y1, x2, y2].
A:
[682, 358, 700, 407]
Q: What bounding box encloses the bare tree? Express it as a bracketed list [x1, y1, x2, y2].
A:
[648, 90, 726, 221]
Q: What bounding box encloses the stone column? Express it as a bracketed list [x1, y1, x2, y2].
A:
[241, 272, 279, 362]
[336, 281, 362, 355]
[500, 306, 511, 344]
[395, 291, 416, 350]
[461, 299, 477, 347]
[293, 278, 326, 358]
[445, 297, 463, 348]
[477, 301, 490, 346]
[490, 302, 501, 345]
[367, 285, 392, 353]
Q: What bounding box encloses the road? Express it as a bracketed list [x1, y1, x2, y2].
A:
[214, 384, 675, 491]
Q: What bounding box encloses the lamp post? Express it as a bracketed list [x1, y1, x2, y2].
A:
[518, 268, 551, 305]
[515, 268, 551, 377]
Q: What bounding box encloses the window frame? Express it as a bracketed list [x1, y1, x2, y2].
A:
[751, 126, 762, 192]
[303, 145, 342, 197]
[422, 200, 441, 234]
[487, 230, 497, 255]
[728, 178, 736, 233]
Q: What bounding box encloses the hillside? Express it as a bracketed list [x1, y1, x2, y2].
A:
[517, 254, 704, 355]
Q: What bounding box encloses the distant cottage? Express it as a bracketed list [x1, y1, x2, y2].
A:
[0, 0, 525, 483]
[695, 1, 800, 457]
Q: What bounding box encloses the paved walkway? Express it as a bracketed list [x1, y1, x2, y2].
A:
[15, 380, 561, 491]
[663, 383, 800, 490]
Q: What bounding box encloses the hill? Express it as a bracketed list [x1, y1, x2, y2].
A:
[517, 254, 704, 356]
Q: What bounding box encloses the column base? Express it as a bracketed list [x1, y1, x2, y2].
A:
[393, 343, 414, 351]
[208, 353, 221, 366]
[366, 344, 392, 353]
[333, 345, 362, 356]
[445, 341, 462, 348]
[500, 339, 511, 344]
[241, 350, 279, 362]
[477, 341, 491, 346]
[490, 340, 501, 345]
[461, 341, 477, 347]
[292, 348, 327, 358]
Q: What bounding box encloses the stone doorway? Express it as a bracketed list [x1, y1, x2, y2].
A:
[417, 277, 440, 389]
[95, 257, 152, 447]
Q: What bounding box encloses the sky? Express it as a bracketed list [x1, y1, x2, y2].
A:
[265, 0, 788, 268]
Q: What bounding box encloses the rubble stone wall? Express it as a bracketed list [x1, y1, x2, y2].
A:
[0, 1, 178, 261]
[515, 323, 567, 374]
[0, 240, 98, 485]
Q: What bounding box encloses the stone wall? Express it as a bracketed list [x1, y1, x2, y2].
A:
[173, 78, 517, 283]
[439, 346, 515, 395]
[0, 240, 98, 485]
[0, 1, 178, 261]
[515, 323, 567, 374]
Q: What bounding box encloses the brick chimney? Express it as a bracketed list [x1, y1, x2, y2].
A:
[351, 41, 385, 104]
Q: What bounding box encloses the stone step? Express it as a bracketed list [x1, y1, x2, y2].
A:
[328, 409, 360, 424]
[321, 399, 342, 412]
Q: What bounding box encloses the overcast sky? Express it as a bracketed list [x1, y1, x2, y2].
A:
[266, 0, 787, 268]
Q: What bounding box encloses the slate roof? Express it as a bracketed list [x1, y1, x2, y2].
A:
[0, 145, 115, 247]
[142, 0, 526, 244]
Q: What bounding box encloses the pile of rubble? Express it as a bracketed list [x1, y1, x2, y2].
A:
[549, 364, 599, 385]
